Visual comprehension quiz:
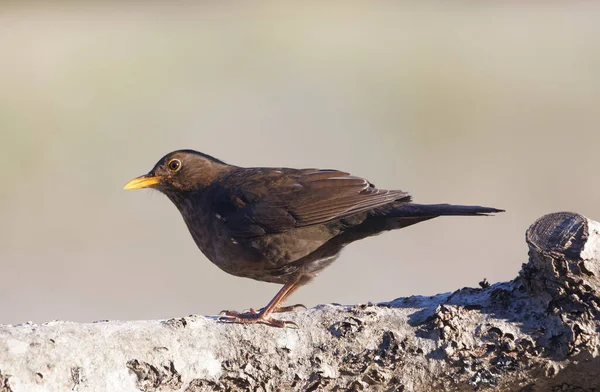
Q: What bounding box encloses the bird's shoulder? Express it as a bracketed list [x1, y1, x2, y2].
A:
[210, 166, 357, 202]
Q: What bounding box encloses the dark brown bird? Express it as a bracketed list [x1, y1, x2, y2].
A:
[124, 150, 503, 327]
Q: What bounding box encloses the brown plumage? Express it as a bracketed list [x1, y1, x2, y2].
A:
[124, 150, 503, 327]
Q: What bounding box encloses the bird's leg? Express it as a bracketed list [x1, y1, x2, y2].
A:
[250, 283, 306, 314]
[219, 280, 301, 328]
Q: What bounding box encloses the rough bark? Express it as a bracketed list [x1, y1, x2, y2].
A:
[1, 212, 600, 392]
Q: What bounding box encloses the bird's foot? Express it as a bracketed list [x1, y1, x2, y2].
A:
[218, 310, 298, 328]
[233, 304, 306, 314]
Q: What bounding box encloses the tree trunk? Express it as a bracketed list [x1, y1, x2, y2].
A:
[1, 212, 599, 392]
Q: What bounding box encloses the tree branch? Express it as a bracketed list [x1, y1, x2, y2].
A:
[1, 212, 599, 391]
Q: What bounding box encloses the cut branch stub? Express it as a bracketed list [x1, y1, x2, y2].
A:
[523, 212, 600, 297]
[522, 211, 600, 360]
[526, 212, 588, 260]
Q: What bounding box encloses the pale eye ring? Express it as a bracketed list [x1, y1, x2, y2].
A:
[167, 159, 182, 172]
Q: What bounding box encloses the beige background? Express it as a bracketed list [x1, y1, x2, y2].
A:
[1, 2, 599, 324]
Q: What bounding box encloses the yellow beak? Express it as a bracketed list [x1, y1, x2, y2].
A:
[123, 175, 161, 190]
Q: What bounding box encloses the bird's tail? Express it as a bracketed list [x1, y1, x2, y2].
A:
[389, 203, 504, 218]
[337, 203, 503, 243]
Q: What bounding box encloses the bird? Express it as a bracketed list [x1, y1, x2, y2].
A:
[124, 149, 503, 328]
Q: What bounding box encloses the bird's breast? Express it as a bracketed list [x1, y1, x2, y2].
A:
[180, 208, 259, 277]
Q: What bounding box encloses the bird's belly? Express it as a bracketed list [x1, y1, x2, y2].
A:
[245, 226, 335, 267]
[183, 214, 337, 283]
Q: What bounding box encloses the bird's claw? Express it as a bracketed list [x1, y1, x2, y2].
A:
[217, 310, 298, 328]
[274, 303, 307, 313]
[219, 308, 259, 316]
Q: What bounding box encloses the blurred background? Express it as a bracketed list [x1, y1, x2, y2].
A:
[1, 2, 599, 324]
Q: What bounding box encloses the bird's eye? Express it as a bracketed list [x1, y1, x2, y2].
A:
[167, 159, 182, 172]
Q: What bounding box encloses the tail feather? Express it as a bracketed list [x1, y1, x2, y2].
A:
[389, 203, 504, 218]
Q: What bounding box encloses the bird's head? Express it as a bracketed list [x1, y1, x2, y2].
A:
[124, 150, 232, 200]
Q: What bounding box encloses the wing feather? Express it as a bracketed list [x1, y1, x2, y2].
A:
[212, 168, 410, 237]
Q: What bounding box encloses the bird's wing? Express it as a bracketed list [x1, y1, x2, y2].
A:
[211, 168, 410, 237]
